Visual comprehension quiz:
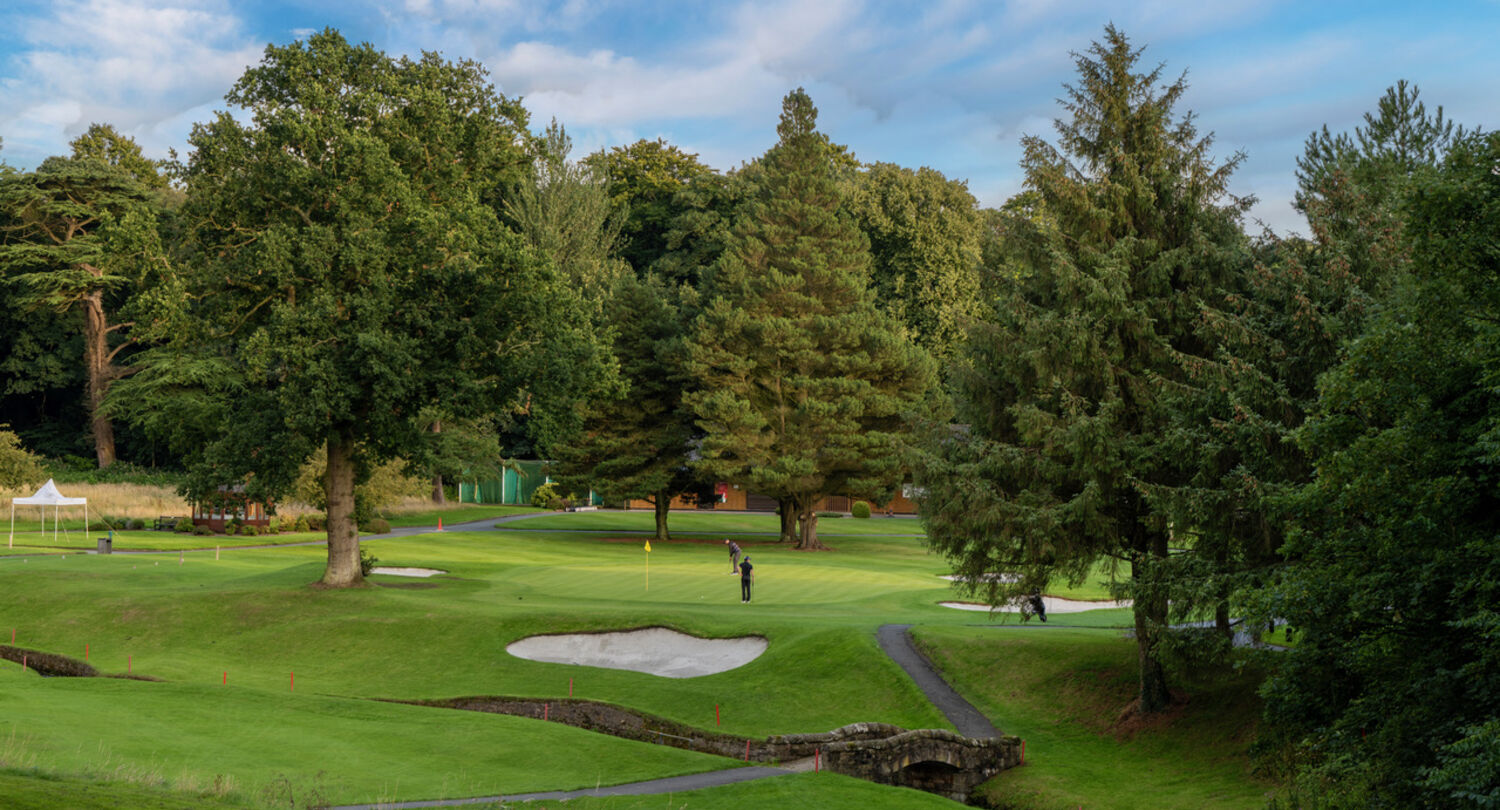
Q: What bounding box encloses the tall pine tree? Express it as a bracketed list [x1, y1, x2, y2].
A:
[913, 27, 1250, 713]
[685, 89, 935, 550]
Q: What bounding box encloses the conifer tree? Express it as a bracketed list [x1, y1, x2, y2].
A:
[685, 89, 935, 550]
[0, 124, 170, 468]
[914, 27, 1250, 713]
[553, 273, 700, 542]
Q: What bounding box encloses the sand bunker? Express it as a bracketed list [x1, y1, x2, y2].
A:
[940, 573, 1018, 583]
[506, 627, 768, 678]
[370, 566, 447, 577]
[940, 596, 1132, 614]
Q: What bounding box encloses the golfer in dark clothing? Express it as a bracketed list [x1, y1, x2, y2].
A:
[739, 556, 754, 602]
[1028, 591, 1047, 623]
[725, 539, 741, 573]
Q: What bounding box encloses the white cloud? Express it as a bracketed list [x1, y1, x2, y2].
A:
[0, 0, 261, 166]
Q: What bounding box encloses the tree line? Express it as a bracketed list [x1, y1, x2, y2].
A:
[1, 25, 1495, 806]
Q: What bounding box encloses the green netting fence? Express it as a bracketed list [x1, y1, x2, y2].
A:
[458, 460, 601, 506]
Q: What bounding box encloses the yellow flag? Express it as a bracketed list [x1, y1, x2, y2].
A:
[644, 540, 651, 552]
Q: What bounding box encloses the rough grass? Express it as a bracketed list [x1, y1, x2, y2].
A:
[912, 626, 1272, 810]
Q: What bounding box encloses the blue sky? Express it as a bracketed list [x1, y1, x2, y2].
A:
[1, 0, 1496, 234]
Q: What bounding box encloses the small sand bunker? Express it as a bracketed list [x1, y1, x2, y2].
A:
[506, 627, 768, 678]
[940, 573, 1018, 583]
[370, 566, 447, 577]
[941, 596, 1132, 614]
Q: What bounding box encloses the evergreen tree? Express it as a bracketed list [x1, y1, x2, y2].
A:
[554, 273, 700, 541]
[913, 27, 1250, 713]
[0, 124, 171, 468]
[685, 89, 935, 550]
[1255, 130, 1499, 808]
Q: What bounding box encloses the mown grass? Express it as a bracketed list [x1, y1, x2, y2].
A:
[506, 509, 926, 536]
[0, 671, 735, 806]
[0, 512, 1263, 808]
[544, 771, 966, 809]
[913, 626, 1272, 809]
[380, 502, 542, 527]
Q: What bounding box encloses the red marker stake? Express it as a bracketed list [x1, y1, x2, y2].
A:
[290, 671, 294, 692]
[716, 704, 720, 727]
[544, 703, 549, 721]
[815, 747, 820, 773]
[437, 518, 443, 531]
[744, 740, 750, 762]
[85, 643, 89, 660]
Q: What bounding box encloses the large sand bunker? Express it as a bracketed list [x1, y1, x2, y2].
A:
[506, 627, 768, 678]
[941, 596, 1131, 614]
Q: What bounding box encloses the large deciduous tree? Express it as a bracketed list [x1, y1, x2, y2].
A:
[118, 30, 599, 587]
[0, 124, 169, 468]
[685, 89, 935, 550]
[848, 162, 983, 364]
[586, 138, 714, 277]
[913, 27, 1251, 714]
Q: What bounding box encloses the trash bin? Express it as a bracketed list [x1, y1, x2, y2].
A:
[97, 532, 112, 555]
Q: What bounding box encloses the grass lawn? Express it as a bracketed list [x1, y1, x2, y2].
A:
[380, 503, 543, 528]
[504, 509, 926, 536]
[0, 512, 1266, 808]
[913, 626, 1272, 809]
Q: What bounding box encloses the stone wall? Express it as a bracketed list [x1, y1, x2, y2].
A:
[417, 696, 1022, 804]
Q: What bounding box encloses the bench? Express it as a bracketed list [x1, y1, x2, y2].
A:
[154, 516, 185, 531]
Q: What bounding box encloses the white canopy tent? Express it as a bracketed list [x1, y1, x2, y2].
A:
[9, 478, 88, 549]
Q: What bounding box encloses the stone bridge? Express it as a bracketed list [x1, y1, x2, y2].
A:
[769, 723, 1021, 802]
[422, 700, 1021, 804]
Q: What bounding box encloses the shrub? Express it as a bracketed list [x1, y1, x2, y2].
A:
[365, 518, 390, 534]
[0, 429, 46, 490]
[126, 518, 144, 531]
[293, 515, 310, 533]
[238, 525, 259, 536]
[531, 482, 564, 510]
[851, 501, 871, 519]
[89, 520, 113, 532]
[816, 510, 843, 518]
[175, 521, 195, 533]
[193, 525, 213, 536]
[359, 548, 378, 577]
[306, 514, 326, 532]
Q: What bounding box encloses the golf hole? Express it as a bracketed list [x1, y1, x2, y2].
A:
[506, 627, 768, 678]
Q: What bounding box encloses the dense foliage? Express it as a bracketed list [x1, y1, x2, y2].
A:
[684, 89, 936, 550]
[914, 26, 1251, 713]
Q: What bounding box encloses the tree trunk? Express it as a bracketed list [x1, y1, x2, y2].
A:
[429, 420, 446, 503]
[321, 436, 364, 587]
[83, 291, 116, 469]
[795, 501, 827, 551]
[777, 498, 797, 543]
[1131, 534, 1171, 713]
[653, 489, 671, 542]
